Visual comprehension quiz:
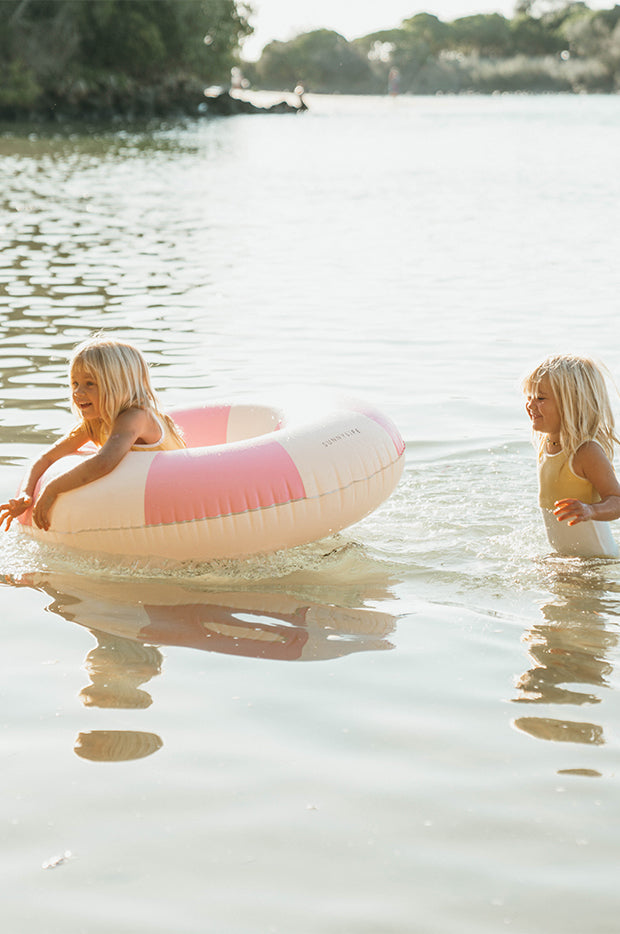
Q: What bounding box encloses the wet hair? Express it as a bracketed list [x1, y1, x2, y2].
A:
[69, 335, 184, 447]
[522, 353, 618, 460]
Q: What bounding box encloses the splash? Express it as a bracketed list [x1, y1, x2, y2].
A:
[0, 525, 383, 589]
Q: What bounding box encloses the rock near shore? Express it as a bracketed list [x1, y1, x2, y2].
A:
[201, 89, 307, 116]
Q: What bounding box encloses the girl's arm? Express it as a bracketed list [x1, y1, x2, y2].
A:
[32, 408, 151, 531]
[0, 427, 90, 531]
[554, 441, 620, 525]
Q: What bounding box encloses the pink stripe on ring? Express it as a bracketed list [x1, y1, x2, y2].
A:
[144, 440, 306, 526]
[171, 404, 231, 447]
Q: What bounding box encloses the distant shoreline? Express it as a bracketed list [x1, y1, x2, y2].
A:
[1, 75, 617, 124]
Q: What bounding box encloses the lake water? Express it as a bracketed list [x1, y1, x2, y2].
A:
[2, 93, 620, 934]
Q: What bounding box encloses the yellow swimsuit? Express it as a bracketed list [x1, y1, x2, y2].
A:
[538, 446, 599, 510]
[537, 443, 616, 558]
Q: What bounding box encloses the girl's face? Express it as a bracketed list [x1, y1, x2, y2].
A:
[525, 375, 561, 438]
[71, 367, 101, 420]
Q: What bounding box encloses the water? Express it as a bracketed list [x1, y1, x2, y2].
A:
[2, 93, 620, 933]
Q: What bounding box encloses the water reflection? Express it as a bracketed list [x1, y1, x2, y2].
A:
[80, 632, 163, 709]
[5, 569, 396, 762]
[74, 730, 163, 762]
[18, 572, 397, 663]
[512, 562, 620, 748]
[76, 631, 165, 762]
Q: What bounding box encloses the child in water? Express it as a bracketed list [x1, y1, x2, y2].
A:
[0, 335, 185, 532]
[523, 353, 620, 556]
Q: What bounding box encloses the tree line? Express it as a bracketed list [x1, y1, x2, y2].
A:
[0, 0, 252, 118]
[245, 2, 620, 94]
[2, 1, 619, 120]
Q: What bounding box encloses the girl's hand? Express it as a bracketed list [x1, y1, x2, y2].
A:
[0, 494, 33, 530]
[553, 498, 593, 526]
[32, 487, 58, 531]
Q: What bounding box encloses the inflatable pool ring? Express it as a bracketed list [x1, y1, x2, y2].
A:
[541, 509, 618, 559]
[17, 395, 405, 561]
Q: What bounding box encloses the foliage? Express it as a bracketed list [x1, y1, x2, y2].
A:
[254, 29, 374, 92]
[562, 7, 620, 88]
[510, 14, 565, 56]
[449, 14, 514, 56]
[248, 2, 620, 95]
[401, 13, 451, 53]
[0, 60, 41, 112]
[460, 53, 573, 91]
[0, 0, 253, 116]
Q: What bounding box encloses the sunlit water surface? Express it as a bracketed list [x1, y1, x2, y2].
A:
[2, 94, 620, 934]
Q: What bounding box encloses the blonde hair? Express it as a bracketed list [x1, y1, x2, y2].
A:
[69, 335, 184, 447]
[522, 353, 618, 460]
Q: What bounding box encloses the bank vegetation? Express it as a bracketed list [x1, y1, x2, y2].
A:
[2, 1, 619, 121]
[0, 0, 252, 119]
[246, 2, 620, 95]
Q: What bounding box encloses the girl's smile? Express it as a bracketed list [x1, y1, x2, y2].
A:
[72, 372, 101, 419]
[525, 376, 561, 439]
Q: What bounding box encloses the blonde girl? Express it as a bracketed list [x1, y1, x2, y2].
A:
[0, 336, 185, 532]
[523, 353, 620, 555]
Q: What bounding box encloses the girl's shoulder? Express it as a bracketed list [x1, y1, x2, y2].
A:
[572, 440, 612, 477]
[116, 404, 146, 417]
[113, 405, 153, 428]
[116, 406, 164, 446]
[574, 439, 610, 458]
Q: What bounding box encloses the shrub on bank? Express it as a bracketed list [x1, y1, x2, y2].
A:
[371, 53, 616, 95]
[41, 72, 208, 120]
[246, 5, 620, 96]
[0, 62, 42, 117]
[0, 0, 251, 120]
[463, 54, 574, 93]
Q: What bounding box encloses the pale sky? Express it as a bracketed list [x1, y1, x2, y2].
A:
[240, 1, 608, 59]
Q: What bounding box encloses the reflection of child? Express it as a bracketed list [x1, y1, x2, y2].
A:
[523, 354, 620, 556]
[0, 336, 185, 532]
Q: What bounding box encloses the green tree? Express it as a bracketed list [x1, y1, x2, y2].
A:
[449, 14, 513, 56]
[255, 29, 374, 92]
[252, 39, 299, 89]
[358, 15, 452, 92]
[75, 0, 252, 79]
[400, 12, 451, 53]
[248, 2, 620, 96]
[0, 0, 253, 85]
[562, 7, 620, 87]
[510, 13, 565, 54]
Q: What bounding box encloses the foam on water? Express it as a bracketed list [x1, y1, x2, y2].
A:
[0, 527, 366, 584]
